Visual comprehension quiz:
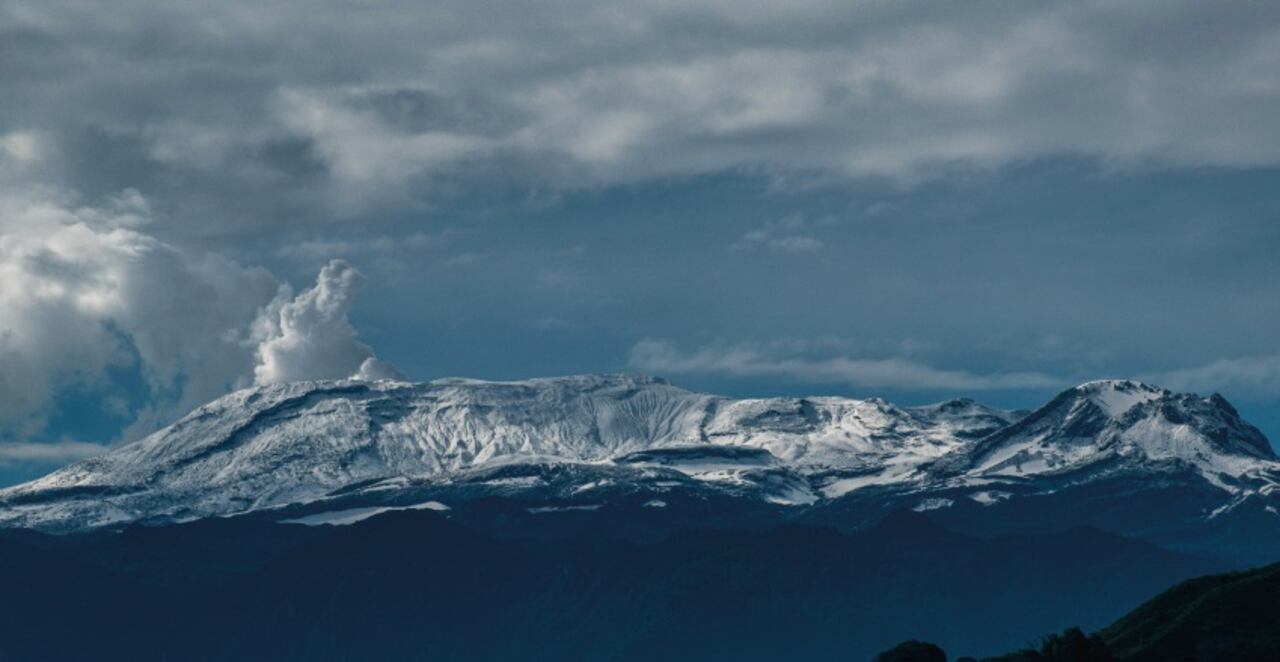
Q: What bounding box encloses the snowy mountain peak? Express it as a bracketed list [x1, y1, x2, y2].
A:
[0, 374, 1274, 532]
[946, 380, 1275, 487]
[0, 374, 1023, 530]
[1073, 379, 1169, 417]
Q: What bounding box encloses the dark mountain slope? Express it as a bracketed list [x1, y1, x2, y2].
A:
[0, 536, 147, 659]
[0, 509, 1224, 661]
[1103, 561, 1280, 661]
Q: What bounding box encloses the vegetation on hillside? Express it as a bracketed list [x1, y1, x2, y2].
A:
[879, 560, 1280, 661]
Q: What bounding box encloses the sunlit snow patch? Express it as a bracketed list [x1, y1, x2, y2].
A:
[571, 479, 613, 494]
[912, 498, 954, 512]
[282, 501, 450, 526]
[1080, 380, 1165, 417]
[970, 491, 1012, 505]
[820, 465, 919, 498]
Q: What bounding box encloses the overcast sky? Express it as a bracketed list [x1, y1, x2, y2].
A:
[2, 0, 1279, 484]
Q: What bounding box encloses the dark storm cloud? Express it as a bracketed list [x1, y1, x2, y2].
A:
[6, 0, 1280, 223]
[1, 0, 1280, 465]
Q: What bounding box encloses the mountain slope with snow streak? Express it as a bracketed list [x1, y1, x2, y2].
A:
[0, 374, 1274, 535]
[940, 380, 1276, 490]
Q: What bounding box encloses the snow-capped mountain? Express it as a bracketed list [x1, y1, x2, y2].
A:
[0, 375, 1275, 542]
[937, 380, 1276, 487]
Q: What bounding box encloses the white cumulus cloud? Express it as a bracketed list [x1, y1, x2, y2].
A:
[252, 259, 404, 385]
[0, 182, 403, 447]
[0, 185, 280, 438]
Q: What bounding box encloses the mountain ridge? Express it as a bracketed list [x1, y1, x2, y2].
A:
[0, 374, 1275, 551]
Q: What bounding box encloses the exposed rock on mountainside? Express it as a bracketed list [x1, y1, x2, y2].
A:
[0, 375, 1275, 551]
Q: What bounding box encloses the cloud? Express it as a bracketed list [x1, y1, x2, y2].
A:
[6, 1, 1280, 213]
[352, 357, 407, 381]
[0, 441, 105, 466]
[1150, 355, 1280, 397]
[252, 259, 404, 384]
[629, 339, 1060, 391]
[732, 215, 823, 253]
[0, 185, 280, 439]
[274, 89, 493, 207]
[276, 232, 435, 264]
[0, 131, 43, 164]
[0, 181, 401, 447]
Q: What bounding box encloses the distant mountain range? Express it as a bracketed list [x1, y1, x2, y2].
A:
[2, 374, 1277, 562]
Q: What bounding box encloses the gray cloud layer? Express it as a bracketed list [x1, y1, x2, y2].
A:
[630, 340, 1060, 392]
[0, 441, 105, 466]
[4, 0, 1280, 220]
[1151, 355, 1280, 398]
